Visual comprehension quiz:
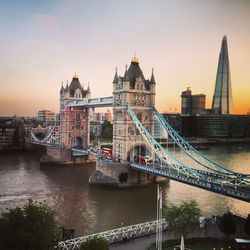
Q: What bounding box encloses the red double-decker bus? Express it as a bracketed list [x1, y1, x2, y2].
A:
[101, 147, 112, 157]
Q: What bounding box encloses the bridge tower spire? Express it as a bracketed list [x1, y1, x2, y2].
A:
[113, 67, 118, 84]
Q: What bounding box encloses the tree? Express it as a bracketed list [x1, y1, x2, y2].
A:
[219, 212, 236, 238]
[102, 127, 112, 140]
[0, 199, 59, 250]
[101, 121, 113, 140]
[164, 200, 201, 237]
[80, 236, 109, 250]
[244, 213, 250, 236]
[90, 131, 96, 142]
[101, 120, 112, 131]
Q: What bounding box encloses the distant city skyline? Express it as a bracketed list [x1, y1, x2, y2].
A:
[0, 0, 250, 116]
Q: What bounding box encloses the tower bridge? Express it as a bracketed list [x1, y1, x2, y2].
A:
[31, 55, 250, 202]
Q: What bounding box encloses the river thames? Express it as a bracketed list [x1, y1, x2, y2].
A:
[0, 143, 250, 237]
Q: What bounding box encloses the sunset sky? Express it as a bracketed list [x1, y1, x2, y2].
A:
[0, 0, 250, 116]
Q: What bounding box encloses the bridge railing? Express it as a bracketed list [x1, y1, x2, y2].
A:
[131, 163, 250, 202]
[58, 219, 167, 250]
[67, 97, 113, 107]
[88, 96, 113, 103]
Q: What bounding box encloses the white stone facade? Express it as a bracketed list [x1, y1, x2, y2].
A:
[112, 57, 156, 162]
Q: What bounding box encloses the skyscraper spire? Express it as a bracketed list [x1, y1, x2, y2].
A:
[212, 35, 233, 114]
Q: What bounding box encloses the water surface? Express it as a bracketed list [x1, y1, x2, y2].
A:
[0, 143, 249, 236]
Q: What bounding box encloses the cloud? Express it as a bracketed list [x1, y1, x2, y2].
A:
[32, 13, 59, 30]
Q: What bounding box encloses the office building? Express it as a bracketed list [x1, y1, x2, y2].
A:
[181, 87, 206, 115]
[37, 110, 56, 125]
[212, 36, 233, 114]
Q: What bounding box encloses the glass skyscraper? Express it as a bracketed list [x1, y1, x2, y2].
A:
[212, 36, 233, 114]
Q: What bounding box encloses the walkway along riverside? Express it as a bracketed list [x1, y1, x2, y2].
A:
[58, 219, 168, 250]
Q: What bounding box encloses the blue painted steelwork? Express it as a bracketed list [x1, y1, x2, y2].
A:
[153, 106, 250, 179]
[131, 162, 250, 202]
[127, 104, 250, 201]
[71, 149, 88, 157]
[126, 104, 206, 179]
[71, 148, 101, 158]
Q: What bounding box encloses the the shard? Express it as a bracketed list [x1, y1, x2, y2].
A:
[212, 36, 233, 114]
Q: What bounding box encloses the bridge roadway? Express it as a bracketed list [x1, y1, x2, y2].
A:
[67, 149, 250, 202]
[130, 162, 250, 202]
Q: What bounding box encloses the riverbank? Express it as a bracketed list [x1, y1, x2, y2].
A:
[159, 138, 250, 146]
[0, 145, 46, 153]
[190, 138, 250, 145]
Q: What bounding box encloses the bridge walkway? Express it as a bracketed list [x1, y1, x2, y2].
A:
[58, 219, 167, 250]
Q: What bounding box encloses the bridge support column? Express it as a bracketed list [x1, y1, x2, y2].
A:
[40, 147, 95, 165]
[89, 160, 158, 187]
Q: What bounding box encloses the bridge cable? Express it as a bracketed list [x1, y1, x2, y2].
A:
[30, 119, 60, 146]
[126, 104, 206, 180]
[153, 106, 250, 179]
[129, 105, 250, 187]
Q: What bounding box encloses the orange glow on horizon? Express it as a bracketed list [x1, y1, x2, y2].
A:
[0, 0, 250, 116]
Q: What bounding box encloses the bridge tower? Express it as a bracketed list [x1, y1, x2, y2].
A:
[90, 56, 158, 186]
[59, 74, 91, 149]
[112, 55, 156, 162]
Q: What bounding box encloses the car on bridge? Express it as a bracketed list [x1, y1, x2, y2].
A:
[138, 155, 152, 164]
[145, 156, 153, 164]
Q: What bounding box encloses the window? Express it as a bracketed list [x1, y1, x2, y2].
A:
[137, 113, 142, 121]
[76, 113, 80, 120]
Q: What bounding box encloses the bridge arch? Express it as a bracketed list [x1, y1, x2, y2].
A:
[127, 143, 152, 163]
[71, 136, 83, 149]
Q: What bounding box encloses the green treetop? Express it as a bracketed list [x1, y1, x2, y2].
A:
[164, 200, 201, 237]
[0, 199, 59, 250]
